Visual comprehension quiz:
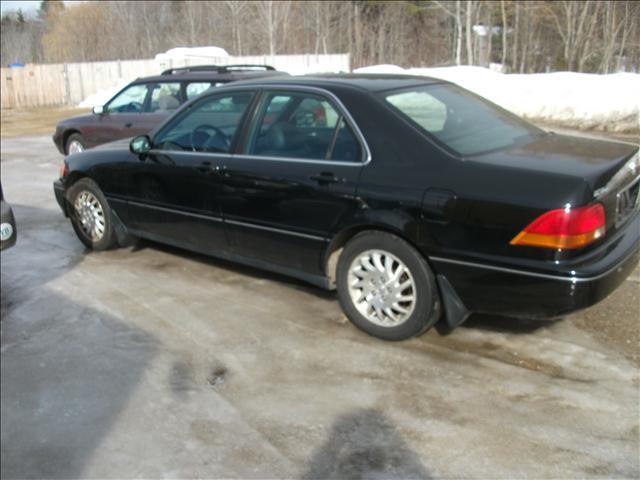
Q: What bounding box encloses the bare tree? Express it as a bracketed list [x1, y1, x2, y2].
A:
[501, 0, 508, 66]
[255, 0, 292, 56]
[224, 1, 247, 55]
[1, 0, 638, 74]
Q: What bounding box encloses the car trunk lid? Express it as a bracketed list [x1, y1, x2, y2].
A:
[470, 133, 638, 194]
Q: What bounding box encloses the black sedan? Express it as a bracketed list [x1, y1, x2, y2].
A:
[53, 75, 640, 340]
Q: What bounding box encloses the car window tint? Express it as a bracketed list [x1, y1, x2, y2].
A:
[331, 118, 362, 162]
[147, 82, 181, 112]
[249, 92, 350, 161]
[154, 92, 253, 153]
[186, 82, 213, 100]
[384, 84, 540, 156]
[107, 84, 148, 114]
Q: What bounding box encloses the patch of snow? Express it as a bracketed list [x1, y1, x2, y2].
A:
[355, 65, 640, 133]
[78, 78, 128, 108]
[154, 46, 229, 61]
[354, 64, 407, 75]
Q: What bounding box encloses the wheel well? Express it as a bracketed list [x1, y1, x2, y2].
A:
[62, 129, 81, 154]
[66, 171, 87, 187]
[323, 225, 422, 288]
[60, 172, 87, 214]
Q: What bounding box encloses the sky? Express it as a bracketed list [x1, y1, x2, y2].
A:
[0, 1, 84, 15]
[0, 1, 40, 15]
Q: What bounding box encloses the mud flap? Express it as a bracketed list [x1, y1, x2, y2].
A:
[435, 274, 470, 334]
[111, 210, 135, 247]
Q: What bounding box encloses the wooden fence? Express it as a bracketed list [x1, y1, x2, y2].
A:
[0, 54, 350, 109]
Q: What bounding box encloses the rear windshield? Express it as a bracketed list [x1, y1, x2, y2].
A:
[383, 84, 541, 156]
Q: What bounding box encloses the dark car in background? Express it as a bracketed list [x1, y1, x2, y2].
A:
[53, 74, 640, 341]
[52, 64, 287, 155]
[1, 184, 17, 251]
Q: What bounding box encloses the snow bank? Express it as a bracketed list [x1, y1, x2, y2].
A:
[77, 60, 639, 133]
[154, 46, 229, 61]
[355, 65, 640, 133]
[78, 78, 129, 108]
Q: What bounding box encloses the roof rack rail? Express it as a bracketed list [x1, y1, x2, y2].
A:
[161, 64, 276, 75]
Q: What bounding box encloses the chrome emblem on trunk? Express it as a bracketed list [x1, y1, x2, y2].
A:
[616, 177, 640, 227]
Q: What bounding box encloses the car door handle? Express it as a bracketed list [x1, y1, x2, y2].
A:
[195, 162, 225, 176]
[124, 122, 133, 128]
[309, 172, 343, 185]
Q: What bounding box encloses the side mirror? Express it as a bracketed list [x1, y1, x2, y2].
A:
[92, 105, 105, 115]
[130, 135, 151, 155]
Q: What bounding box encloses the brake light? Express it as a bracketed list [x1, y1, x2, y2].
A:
[510, 204, 606, 249]
[59, 161, 69, 178]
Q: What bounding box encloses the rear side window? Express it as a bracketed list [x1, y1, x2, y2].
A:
[384, 84, 540, 156]
[247, 91, 361, 162]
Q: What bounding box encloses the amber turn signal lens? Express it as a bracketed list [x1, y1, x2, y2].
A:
[510, 204, 606, 250]
[59, 162, 69, 178]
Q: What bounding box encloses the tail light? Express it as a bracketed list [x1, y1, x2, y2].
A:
[510, 203, 606, 250]
[59, 161, 69, 179]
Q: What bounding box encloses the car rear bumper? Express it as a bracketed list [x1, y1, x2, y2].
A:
[431, 211, 640, 319]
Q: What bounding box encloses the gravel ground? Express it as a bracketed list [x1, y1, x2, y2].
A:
[1, 133, 638, 479]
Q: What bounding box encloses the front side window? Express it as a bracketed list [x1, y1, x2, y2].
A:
[153, 92, 253, 153]
[248, 91, 361, 162]
[148, 82, 181, 112]
[384, 84, 541, 156]
[106, 84, 148, 114]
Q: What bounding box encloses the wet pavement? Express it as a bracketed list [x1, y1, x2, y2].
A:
[1, 134, 638, 479]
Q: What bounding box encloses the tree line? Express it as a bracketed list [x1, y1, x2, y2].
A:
[1, 0, 638, 73]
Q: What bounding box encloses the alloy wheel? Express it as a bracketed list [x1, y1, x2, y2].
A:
[68, 140, 85, 155]
[347, 249, 417, 327]
[74, 191, 105, 241]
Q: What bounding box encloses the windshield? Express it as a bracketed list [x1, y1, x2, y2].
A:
[383, 83, 541, 156]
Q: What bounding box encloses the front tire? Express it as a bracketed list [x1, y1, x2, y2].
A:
[66, 178, 117, 250]
[66, 133, 86, 155]
[336, 231, 440, 341]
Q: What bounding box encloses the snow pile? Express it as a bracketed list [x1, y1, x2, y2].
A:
[355, 65, 640, 133]
[78, 78, 129, 108]
[154, 46, 229, 61]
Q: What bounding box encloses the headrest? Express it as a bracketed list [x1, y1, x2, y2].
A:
[266, 122, 303, 151]
[158, 94, 180, 110]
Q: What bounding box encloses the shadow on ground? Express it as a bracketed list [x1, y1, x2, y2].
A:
[302, 408, 432, 480]
[461, 313, 560, 334]
[133, 239, 563, 336]
[1, 204, 157, 479]
[132, 237, 337, 299]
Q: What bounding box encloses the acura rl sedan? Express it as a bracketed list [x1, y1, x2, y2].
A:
[53, 74, 640, 340]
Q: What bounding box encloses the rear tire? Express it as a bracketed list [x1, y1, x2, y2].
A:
[66, 133, 86, 155]
[66, 178, 117, 251]
[336, 231, 441, 341]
